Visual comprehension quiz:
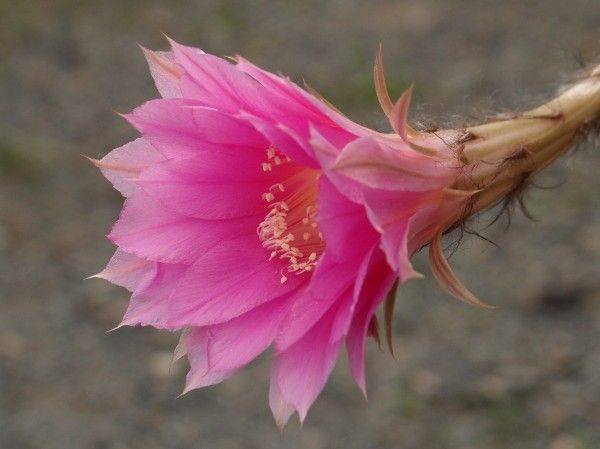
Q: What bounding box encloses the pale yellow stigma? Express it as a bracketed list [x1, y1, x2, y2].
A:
[257, 148, 324, 284]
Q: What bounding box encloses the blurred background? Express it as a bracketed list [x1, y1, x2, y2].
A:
[1, 1, 599, 448]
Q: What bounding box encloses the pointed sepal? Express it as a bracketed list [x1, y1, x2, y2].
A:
[428, 230, 495, 309]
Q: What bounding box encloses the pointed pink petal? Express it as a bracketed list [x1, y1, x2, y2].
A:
[120, 262, 188, 329]
[240, 112, 320, 168]
[378, 216, 420, 282]
[179, 293, 296, 392]
[169, 40, 260, 113]
[236, 56, 342, 120]
[173, 52, 332, 145]
[334, 137, 458, 191]
[92, 249, 155, 292]
[109, 191, 259, 264]
[155, 41, 360, 172]
[141, 48, 183, 98]
[169, 43, 334, 130]
[92, 138, 164, 197]
[275, 178, 379, 352]
[361, 188, 441, 278]
[275, 249, 365, 352]
[269, 376, 296, 429]
[329, 246, 378, 344]
[346, 249, 396, 395]
[235, 56, 329, 118]
[185, 368, 231, 391]
[271, 297, 350, 423]
[169, 39, 319, 128]
[136, 150, 286, 219]
[205, 293, 295, 372]
[317, 176, 378, 261]
[309, 127, 364, 203]
[124, 99, 268, 158]
[166, 234, 305, 327]
[177, 328, 217, 390]
[236, 56, 376, 139]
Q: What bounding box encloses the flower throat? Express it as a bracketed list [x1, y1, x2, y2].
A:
[257, 147, 324, 284]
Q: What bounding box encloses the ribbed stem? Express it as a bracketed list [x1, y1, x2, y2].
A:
[455, 64, 600, 214]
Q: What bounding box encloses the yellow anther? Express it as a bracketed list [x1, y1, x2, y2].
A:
[257, 150, 323, 284]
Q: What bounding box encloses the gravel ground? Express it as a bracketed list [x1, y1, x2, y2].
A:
[0, 1, 599, 448]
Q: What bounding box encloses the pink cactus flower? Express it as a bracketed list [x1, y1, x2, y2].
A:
[92, 39, 600, 426]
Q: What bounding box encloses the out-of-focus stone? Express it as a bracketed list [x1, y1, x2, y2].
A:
[150, 351, 181, 380]
[0, 331, 26, 360]
[547, 434, 581, 449]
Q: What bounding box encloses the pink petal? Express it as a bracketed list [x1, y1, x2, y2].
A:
[136, 150, 287, 219]
[120, 261, 188, 329]
[236, 56, 375, 139]
[91, 138, 164, 197]
[177, 60, 315, 130]
[377, 217, 420, 282]
[362, 187, 443, 278]
[169, 42, 331, 130]
[240, 112, 319, 168]
[274, 179, 379, 352]
[346, 248, 396, 395]
[269, 377, 296, 429]
[317, 176, 378, 261]
[179, 293, 295, 392]
[270, 297, 350, 423]
[141, 48, 183, 99]
[92, 249, 155, 292]
[168, 39, 262, 113]
[124, 99, 268, 158]
[334, 136, 458, 191]
[179, 329, 233, 391]
[310, 127, 364, 203]
[235, 56, 329, 118]
[329, 246, 378, 345]
[169, 40, 319, 128]
[404, 190, 473, 254]
[166, 234, 305, 327]
[275, 251, 361, 352]
[109, 191, 259, 264]
[166, 42, 359, 165]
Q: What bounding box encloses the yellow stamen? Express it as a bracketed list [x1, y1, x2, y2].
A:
[257, 147, 324, 280]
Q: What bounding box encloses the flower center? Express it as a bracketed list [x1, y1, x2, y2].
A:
[257, 147, 324, 284]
